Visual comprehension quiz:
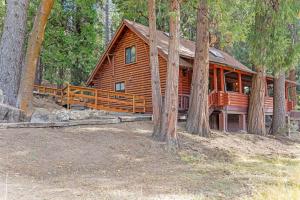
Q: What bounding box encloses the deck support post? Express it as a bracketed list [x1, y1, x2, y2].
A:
[239, 114, 247, 131]
[95, 89, 98, 109]
[219, 111, 226, 132]
[133, 95, 136, 113]
[67, 84, 70, 110]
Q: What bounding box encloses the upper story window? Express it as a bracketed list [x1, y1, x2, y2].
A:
[125, 46, 136, 64]
[115, 82, 125, 92]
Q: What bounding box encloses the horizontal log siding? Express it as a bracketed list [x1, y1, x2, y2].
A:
[179, 69, 192, 95]
[94, 59, 113, 90]
[93, 28, 169, 113]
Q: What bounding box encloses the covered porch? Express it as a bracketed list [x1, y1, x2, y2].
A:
[178, 64, 296, 132]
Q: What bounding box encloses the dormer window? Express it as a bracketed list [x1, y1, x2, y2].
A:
[125, 46, 136, 64]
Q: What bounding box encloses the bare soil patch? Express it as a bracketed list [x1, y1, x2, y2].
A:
[0, 122, 299, 200]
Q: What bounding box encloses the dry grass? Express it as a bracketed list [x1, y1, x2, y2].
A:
[179, 150, 300, 200]
[0, 122, 299, 199]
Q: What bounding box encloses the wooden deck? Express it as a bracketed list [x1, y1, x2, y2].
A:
[34, 85, 146, 113]
[34, 85, 295, 114]
[178, 91, 295, 113]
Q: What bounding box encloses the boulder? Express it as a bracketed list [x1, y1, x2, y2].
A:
[89, 110, 108, 119]
[30, 108, 53, 123]
[0, 89, 4, 104]
[0, 103, 25, 122]
[53, 109, 70, 122]
[69, 110, 90, 120]
[0, 104, 9, 120]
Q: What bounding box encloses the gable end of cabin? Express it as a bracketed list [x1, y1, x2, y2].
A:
[88, 26, 170, 113]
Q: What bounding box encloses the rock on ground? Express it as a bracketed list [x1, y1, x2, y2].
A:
[30, 108, 111, 123]
[30, 108, 55, 123]
[0, 103, 25, 122]
[0, 89, 8, 104]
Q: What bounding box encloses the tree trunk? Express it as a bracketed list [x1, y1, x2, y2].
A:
[160, 0, 180, 148]
[248, 67, 266, 135]
[34, 56, 43, 85]
[17, 0, 54, 115]
[148, 0, 163, 139]
[58, 67, 65, 89]
[0, 0, 29, 106]
[186, 0, 210, 137]
[104, 0, 111, 45]
[272, 70, 286, 134]
[289, 68, 297, 107]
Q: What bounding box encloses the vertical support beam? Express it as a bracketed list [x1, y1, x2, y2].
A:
[143, 98, 146, 113]
[67, 84, 70, 109]
[239, 114, 246, 131]
[220, 68, 224, 92]
[287, 115, 291, 137]
[285, 83, 289, 100]
[95, 89, 98, 110]
[132, 95, 136, 113]
[219, 111, 226, 131]
[213, 65, 218, 91]
[265, 79, 269, 97]
[238, 72, 242, 94]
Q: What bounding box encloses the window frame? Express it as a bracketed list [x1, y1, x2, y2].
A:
[125, 45, 136, 64]
[115, 81, 125, 93]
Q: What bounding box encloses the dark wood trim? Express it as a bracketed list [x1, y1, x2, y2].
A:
[220, 67, 224, 92]
[238, 72, 242, 94]
[213, 65, 217, 91]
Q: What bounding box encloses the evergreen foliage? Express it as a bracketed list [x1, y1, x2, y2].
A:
[0, 0, 299, 85]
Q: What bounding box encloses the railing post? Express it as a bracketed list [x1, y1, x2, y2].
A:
[132, 95, 136, 113]
[107, 92, 110, 107]
[67, 84, 70, 109]
[238, 72, 242, 94]
[95, 89, 98, 110]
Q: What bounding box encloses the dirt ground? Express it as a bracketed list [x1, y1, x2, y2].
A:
[0, 122, 299, 200]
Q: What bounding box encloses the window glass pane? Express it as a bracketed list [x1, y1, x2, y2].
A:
[120, 83, 125, 91]
[115, 83, 120, 91]
[115, 82, 125, 92]
[125, 48, 131, 64]
[131, 47, 136, 63]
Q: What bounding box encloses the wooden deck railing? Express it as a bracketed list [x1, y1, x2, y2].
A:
[178, 91, 217, 112]
[178, 94, 190, 111]
[214, 91, 295, 112]
[179, 91, 295, 112]
[33, 85, 63, 98]
[34, 85, 146, 113]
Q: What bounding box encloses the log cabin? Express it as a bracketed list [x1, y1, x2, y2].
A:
[87, 19, 296, 132]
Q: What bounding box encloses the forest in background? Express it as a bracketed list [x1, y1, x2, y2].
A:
[1, 0, 298, 87]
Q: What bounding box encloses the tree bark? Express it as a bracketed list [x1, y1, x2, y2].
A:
[289, 68, 297, 107]
[0, 0, 29, 106]
[160, 0, 180, 148]
[17, 0, 54, 115]
[272, 70, 286, 134]
[186, 0, 210, 137]
[248, 67, 266, 135]
[104, 0, 111, 45]
[148, 0, 163, 139]
[34, 56, 43, 85]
